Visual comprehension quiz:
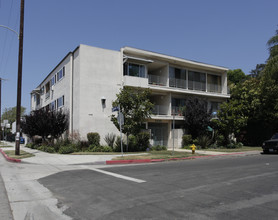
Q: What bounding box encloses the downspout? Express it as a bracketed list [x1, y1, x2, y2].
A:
[69, 52, 74, 134]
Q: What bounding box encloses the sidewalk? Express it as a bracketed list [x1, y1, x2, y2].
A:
[0, 173, 13, 220]
[0, 142, 261, 165]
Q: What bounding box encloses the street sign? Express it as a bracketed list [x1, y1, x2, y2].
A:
[117, 112, 124, 126]
[112, 106, 119, 112]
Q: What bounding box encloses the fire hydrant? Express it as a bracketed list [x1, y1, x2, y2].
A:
[190, 144, 196, 154]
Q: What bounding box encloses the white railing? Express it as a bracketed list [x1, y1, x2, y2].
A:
[207, 83, 222, 93]
[152, 105, 168, 115]
[169, 78, 187, 89]
[148, 75, 167, 86]
[188, 80, 206, 91]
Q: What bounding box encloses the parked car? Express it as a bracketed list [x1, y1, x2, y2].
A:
[262, 133, 278, 153]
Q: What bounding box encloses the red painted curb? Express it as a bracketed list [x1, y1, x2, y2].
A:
[106, 152, 246, 165]
[0, 148, 21, 163]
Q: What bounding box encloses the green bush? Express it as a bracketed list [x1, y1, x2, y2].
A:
[37, 145, 56, 153]
[182, 135, 193, 147]
[135, 132, 150, 152]
[25, 143, 38, 149]
[75, 140, 89, 152]
[89, 145, 113, 152]
[151, 145, 167, 151]
[226, 142, 243, 149]
[87, 132, 100, 146]
[197, 135, 211, 149]
[113, 136, 126, 152]
[104, 133, 116, 148]
[58, 144, 76, 154]
[127, 135, 137, 152]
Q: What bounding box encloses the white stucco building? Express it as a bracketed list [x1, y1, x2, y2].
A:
[31, 44, 230, 148]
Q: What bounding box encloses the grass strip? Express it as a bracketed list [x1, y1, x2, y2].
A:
[3, 150, 34, 159]
[112, 150, 199, 160]
[204, 146, 262, 152]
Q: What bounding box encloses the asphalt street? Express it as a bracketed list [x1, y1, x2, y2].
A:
[38, 154, 278, 220]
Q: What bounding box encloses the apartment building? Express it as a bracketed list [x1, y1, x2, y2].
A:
[31, 44, 230, 148]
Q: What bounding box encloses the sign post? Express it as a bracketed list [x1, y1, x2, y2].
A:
[112, 106, 124, 157]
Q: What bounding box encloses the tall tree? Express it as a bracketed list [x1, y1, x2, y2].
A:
[182, 97, 211, 139]
[267, 28, 278, 59]
[227, 69, 247, 85]
[111, 87, 153, 136]
[21, 109, 68, 143]
[1, 106, 26, 124]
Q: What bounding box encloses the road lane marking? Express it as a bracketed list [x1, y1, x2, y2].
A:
[89, 168, 146, 183]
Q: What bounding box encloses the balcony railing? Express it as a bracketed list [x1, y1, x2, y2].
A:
[152, 105, 168, 115]
[188, 80, 206, 91]
[207, 83, 222, 93]
[169, 78, 187, 89]
[171, 106, 184, 116]
[148, 75, 167, 86]
[45, 91, 50, 100]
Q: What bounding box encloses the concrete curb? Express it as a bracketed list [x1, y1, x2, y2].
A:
[0, 148, 21, 163]
[106, 152, 245, 165]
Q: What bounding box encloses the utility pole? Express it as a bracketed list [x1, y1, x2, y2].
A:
[15, 0, 25, 155]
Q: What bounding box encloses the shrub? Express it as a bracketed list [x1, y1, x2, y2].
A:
[87, 132, 100, 146]
[88, 145, 112, 152]
[58, 144, 76, 154]
[135, 132, 150, 152]
[75, 140, 89, 152]
[226, 142, 243, 149]
[104, 133, 116, 148]
[37, 145, 56, 153]
[25, 143, 37, 149]
[151, 145, 167, 151]
[114, 136, 126, 152]
[182, 135, 193, 148]
[127, 135, 137, 152]
[197, 135, 211, 149]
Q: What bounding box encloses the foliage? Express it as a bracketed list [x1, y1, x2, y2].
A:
[104, 133, 116, 148]
[21, 109, 68, 143]
[113, 136, 126, 152]
[182, 97, 211, 139]
[267, 28, 278, 59]
[1, 106, 26, 124]
[182, 135, 193, 147]
[196, 135, 211, 149]
[75, 140, 90, 152]
[87, 132, 100, 146]
[111, 87, 153, 136]
[37, 145, 56, 153]
[151, 145, 167, 151]
[227, 69, 247, 85]
[135, 132, 150, 151]
[58, 144, 76, 154]
[249, 64, 265, 78]
[89, 145, 112, 152]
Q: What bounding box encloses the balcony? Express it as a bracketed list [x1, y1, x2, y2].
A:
[148, 74, 167, 86]
[45, 91, 50, 100]
[171, 106, 184, 116]
[188, 80, 206, 91]
[152, 105, 168, 115]
[169, 78, 187, 89]
[207, 83, 222, 93]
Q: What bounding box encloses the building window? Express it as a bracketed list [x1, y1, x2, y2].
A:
[45, 82, 50, 100]
[50, 100, 56, 111]
[57, 95, 64, 108]
[51, 75, 56, 86]
[124, 63, 146, 78]
[169, 67, 186, 89]
[207, 74, 221, 93]
[57, 67, 65, 81]
[40, 87, 44, 95]
[188, 71, 206, 91]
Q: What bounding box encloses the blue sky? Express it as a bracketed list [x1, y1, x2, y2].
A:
[0, 0, 277, 114]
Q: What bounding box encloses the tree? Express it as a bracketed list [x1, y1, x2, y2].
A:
[111, 87, 154, 137]
[249, 64, 265, 78]
[1, 106, 26, 124]
[182, 97, 211, 139]
[227, 69, 247, 85]
[21, 109, 68, 143]
[267, 28, 278, 60]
